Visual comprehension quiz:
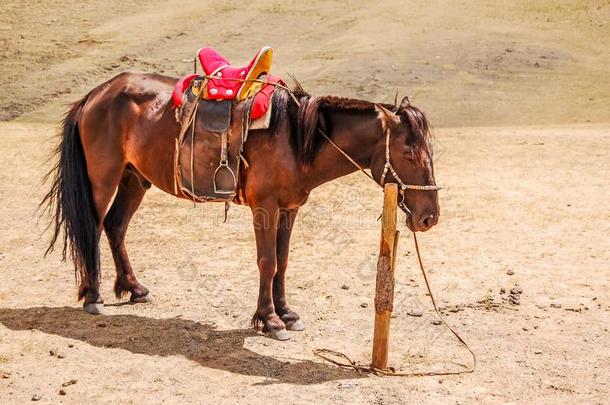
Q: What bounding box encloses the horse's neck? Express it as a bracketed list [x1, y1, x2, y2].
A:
[302, 110, 382, 190]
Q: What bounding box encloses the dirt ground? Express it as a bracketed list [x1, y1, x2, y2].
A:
[0, 1, 609, 404]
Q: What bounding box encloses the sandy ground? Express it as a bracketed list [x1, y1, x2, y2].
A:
[1, 1, 609, 404]
[0, 122, 608, 404]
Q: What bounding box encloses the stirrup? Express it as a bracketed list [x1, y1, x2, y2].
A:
[213, 160, 237, 194]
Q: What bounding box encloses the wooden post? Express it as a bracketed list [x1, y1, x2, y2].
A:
[371, 183, 400, 370]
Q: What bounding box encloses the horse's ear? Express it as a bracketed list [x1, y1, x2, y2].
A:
[375, 104, 401, 131]
[399, 96, 411, 109]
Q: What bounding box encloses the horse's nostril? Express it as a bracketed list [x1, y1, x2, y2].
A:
[422, 214, 436, 228]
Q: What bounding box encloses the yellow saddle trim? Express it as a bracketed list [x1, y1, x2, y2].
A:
[237, 46, 273, 100]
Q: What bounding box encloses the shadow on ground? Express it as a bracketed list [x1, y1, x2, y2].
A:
[0, 306, 361, 384]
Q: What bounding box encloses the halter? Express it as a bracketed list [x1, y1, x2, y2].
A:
[378, 125, 441, 214]
[379, 126, 440, 191]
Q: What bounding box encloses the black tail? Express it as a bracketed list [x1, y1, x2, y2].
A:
[41, 94, 99, 300]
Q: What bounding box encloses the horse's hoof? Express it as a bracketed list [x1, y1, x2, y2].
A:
[269, 328, 291, 341]
[285, 319, 305, 331]
[131, 292, 153, 304]
[84, 303, 105, 315]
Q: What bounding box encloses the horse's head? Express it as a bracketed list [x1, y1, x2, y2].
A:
[372, 98, 440, 232]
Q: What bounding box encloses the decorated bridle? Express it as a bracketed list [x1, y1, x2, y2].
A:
[377, 113, 441, 213]
[317, 103, 440, 215]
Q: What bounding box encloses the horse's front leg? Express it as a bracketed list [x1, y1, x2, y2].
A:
[274, 208, 304, 331]
[251, 201, 289, 340]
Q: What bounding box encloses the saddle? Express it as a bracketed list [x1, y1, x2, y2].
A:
[172, 47, 281, 120]
[172, 47, 285, 202]
[197, 46, 273, 100]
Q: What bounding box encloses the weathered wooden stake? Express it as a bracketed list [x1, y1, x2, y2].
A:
[371, 183, 400, 370]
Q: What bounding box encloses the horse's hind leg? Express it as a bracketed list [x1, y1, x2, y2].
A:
[82, 159, 126, 314]
[103, 166, 152, 303]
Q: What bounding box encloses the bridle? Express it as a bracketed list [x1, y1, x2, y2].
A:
[317, 109, 440, 215]
[378, 120, 441, 214]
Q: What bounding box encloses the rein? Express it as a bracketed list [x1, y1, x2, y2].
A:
[298, 97, 476, 377]
[194, 75, 442, 201]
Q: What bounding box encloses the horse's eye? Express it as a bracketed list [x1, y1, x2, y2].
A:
[404, 146, 415, 160]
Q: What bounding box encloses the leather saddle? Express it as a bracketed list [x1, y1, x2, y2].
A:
[172, 47, 284, 202]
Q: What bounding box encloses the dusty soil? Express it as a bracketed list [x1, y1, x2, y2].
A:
[1, 123, 608, 404]
[0, 1, 609, 404]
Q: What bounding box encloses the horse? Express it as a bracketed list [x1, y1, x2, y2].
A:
[42, 72, 440, 340]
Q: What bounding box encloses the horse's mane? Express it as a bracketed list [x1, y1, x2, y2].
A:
[270, 84, 431, 165]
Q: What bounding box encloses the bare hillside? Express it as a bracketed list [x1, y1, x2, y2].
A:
[1, 0, 609, 126]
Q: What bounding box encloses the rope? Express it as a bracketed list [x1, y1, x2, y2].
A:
[313, 232, 476, 377]
[279, 85, 472, 376]
[194, 74, 301, 105]
[317, 129, 377, 183]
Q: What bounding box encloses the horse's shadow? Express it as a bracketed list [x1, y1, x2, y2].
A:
[0, 306, 361, 385]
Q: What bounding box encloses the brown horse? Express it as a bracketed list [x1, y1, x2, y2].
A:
[42, 72, 439, 340]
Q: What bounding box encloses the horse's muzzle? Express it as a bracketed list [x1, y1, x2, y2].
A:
[406, 212, 438, 232]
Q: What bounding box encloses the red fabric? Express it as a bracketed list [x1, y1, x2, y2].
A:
[172, 74, 198, 108]
[250, 75, 283, 119]
[172, 74, 284, 120]
[197, 47, 262, 100]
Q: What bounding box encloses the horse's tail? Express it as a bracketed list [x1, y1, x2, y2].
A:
[41, 92, 99, 300]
